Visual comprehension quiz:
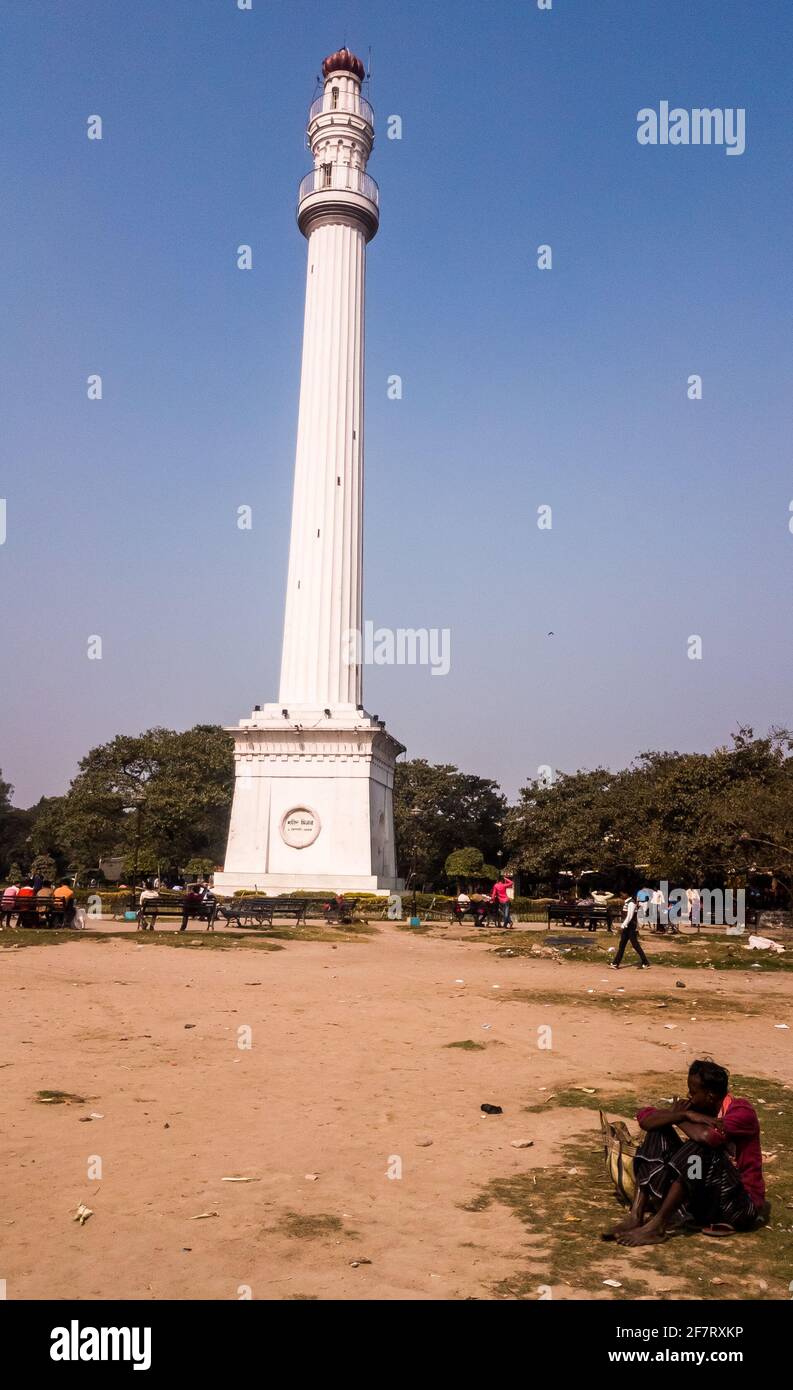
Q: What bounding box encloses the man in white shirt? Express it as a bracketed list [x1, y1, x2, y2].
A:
[650, 886, 667, 932]
[138, 881, 159, 931]
[611, 893, 650, 969]
[455, 891, 471, 923]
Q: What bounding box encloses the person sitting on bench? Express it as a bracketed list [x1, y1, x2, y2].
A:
[610, 1058, 766, 1246]
[138, 880, 159, 930]
[179, 882, 207, 932]
[325, 893, 351, 924]
[2, 878, 20, 928]
[52, 878, 76, 927]
[16, 878, 37, 927]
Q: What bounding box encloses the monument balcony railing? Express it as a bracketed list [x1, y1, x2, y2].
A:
[297, 166, 379, 208]
[308, 91, 375, 126]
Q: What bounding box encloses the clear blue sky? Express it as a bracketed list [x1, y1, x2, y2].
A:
[1, 0, 791, 807]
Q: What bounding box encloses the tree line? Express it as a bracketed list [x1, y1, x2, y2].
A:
[1, 725, 791, 896]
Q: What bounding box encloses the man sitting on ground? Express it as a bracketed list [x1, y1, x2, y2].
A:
[610, 1058, 766, 1246]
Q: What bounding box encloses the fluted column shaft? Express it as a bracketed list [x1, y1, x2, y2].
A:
[278, 217, 366, 709]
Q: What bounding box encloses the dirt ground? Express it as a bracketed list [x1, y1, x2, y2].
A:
[1, 921, 791, 1301]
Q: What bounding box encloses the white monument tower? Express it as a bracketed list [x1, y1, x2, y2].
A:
[215, 47, 404, 894]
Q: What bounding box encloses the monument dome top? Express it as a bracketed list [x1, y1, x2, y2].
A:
[322, 47, 366, 81]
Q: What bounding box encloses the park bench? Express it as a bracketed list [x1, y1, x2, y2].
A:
[321, 897, 362, 924]
[213, 896, 366, 929]
[4, 897, 77, 928]
[547, 903, 617, 932]
[212, 896, 315, 929]
[450, 900, 503, 928]
[136, 895, 216, 931]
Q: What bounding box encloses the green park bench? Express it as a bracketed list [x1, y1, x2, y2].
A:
[546, 903, 616, 933]
[136, 895, 215, 931]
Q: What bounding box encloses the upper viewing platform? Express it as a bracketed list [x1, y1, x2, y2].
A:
[296, 163, 379, 241]
[308, 47, 374, 147]
[309, 88, 374, 128]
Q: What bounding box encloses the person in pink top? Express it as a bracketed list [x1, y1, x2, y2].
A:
[491, 875, 514, 930]
[609, 1058, 766, 1246]
[1, 880, 19, 928]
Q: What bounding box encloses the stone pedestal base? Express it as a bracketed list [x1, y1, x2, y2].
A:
[214, 707, 404, 895]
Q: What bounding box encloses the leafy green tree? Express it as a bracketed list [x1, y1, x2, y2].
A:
[121, 852, 160, 881]
[0, 771, 34, 875]
[506, 767, 633, 886]
[444, 847, 486, 885]
[184, 856, 216, 879]
[711, 729, 793, 900]
[0, 770, 13, 872]
[6, 862, 23, 884]
[58, 726, 234, 880]
[394, 760, 506, 888]
[507, 727, 793, 892]
[26, 797, 70, 876]
[29, 853, 58, 883]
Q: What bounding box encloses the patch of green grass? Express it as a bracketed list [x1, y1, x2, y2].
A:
[640, 941, 793, 973]
[445, 1039, 487, 1051]
[459, 1192, 493, 1213]
[502, 989, 755, 1017]
[0, 928, 286, 952]
[233, 922, 377, 943]
[134, 931, 285, 950]
[467, 930, 540, 948]
[524, 1088, 642, 1115]
[490, 933, 793, 972]
[469, 1073, 791, 1300]
[0, 923, 381, 950]
[35, 1089, 87, 1105]
[277, 1211, 354, 1240]
[1, 929, 112, 949]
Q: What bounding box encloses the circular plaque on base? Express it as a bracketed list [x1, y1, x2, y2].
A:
[280, 806, 321, 849]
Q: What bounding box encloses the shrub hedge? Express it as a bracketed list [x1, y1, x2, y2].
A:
[0, 885, 553, 922]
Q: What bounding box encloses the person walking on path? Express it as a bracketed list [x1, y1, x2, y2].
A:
[611, 892, 650, 969]
[491, 874, 514, 931]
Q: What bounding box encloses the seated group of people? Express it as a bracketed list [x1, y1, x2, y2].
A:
[1, 878, 76, 927]
[138, 880, 213, 931]
[454, 876, 514, 929]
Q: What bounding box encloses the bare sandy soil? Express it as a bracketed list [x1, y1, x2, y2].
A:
[1, 922, 790, 1301]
